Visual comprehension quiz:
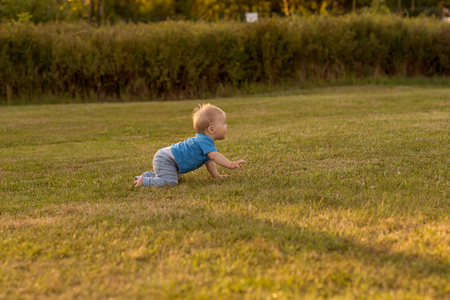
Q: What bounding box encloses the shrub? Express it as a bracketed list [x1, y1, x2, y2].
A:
[0, 14, 449, 103]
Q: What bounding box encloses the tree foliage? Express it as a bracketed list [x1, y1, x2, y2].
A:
[1, 0, 449, 23]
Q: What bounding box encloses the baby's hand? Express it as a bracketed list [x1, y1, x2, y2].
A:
[216, 174, 229, 179]
[230, 160, 247, 170]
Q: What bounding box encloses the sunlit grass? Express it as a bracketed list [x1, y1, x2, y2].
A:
[1, 85, 449, 299]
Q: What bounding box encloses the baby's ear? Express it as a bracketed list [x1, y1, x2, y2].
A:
[207, 125, 214, 134]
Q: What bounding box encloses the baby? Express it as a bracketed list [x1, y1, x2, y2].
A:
[134, 104, 246, 187]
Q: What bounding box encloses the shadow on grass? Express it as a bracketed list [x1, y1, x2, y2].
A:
[146, 202, 448, 286]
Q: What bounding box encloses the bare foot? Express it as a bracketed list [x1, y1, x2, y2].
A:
[134, 176, 144, 187]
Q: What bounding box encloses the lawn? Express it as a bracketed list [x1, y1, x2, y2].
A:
[0, 85, 449, 299]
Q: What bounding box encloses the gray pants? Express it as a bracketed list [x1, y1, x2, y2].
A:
[137, 147, 180, 187]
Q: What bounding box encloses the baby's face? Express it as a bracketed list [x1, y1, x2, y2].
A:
[211, 114, 228, 140]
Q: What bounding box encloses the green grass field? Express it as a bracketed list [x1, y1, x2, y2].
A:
[1, 85, 449, 299]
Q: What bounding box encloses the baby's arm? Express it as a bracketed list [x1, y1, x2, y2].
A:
[205, 160, 229, 179]
[207, 151, 247, 170]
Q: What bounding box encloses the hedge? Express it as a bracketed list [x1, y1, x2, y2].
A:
[1, 14, 449, 103]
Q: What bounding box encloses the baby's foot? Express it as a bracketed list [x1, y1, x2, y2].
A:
[134, 176, 144, 187]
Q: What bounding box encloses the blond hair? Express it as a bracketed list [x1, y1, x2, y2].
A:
[193, 104, 226, 133]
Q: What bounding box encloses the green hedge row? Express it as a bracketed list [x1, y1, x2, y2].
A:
[1, 15, 449, 103]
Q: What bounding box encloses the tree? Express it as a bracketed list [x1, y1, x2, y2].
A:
[0, 0, 73, 22]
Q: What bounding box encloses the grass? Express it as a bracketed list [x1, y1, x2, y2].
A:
[0, 84, 449, 299]
[5, 76, 450, 106]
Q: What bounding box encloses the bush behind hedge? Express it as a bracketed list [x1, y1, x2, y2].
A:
[1, 15, 449, 103]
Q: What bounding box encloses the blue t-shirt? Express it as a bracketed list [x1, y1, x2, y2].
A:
[171, 133, 217, 174]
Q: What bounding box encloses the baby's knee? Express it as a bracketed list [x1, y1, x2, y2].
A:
[165, 179, 178, 186]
